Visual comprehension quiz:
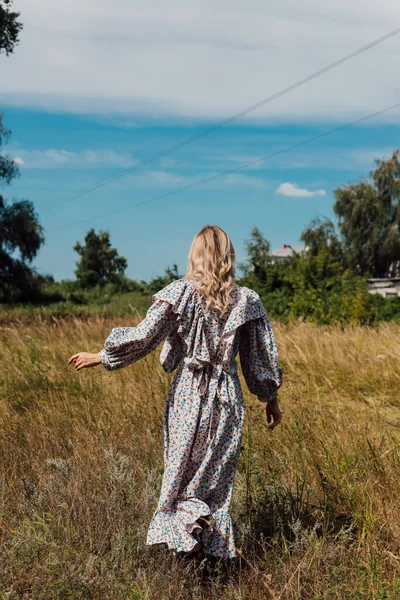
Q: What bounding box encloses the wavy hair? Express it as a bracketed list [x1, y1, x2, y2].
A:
[186, 225, 236, 315]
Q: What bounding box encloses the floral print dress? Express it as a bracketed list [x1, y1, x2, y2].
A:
[100, 277, 282, 558]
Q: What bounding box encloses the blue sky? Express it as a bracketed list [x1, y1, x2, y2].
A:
[1, 0, 400, 281]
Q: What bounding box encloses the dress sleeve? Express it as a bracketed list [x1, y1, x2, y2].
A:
[159, 330, 185, 373]
[100, 300, 176, 371]
[239, 314, 282, 402]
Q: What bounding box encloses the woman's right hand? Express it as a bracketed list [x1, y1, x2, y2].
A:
[68, 351, 101, 372]
[266, 397, 283, 431]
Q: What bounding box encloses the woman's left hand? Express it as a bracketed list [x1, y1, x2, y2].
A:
[266, 397, 283, 431]
[68, 352, 102, 372]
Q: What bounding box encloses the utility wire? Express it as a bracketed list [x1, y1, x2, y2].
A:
[43, 27, 400, 212]
[47, 101, 400, 232]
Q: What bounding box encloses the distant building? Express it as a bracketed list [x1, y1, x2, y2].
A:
[367, 278, 400, 299]
[270, 244, 305, 263]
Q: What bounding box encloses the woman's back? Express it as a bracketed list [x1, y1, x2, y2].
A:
[149, 276, 281, 405]
[70, 225, 282, 559]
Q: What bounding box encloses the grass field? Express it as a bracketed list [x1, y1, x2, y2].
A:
[1, 315, 400, 599]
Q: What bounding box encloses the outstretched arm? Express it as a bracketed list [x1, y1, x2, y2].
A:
[68, 300, 176, 372]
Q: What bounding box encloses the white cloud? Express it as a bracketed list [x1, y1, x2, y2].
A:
[12, 148, 133, 169]
[1, 0, 400, 122]
[276, 182, 327, 197]
[13, 156, 25, 165]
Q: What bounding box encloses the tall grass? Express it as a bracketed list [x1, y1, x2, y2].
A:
[1, 316, 400, 599]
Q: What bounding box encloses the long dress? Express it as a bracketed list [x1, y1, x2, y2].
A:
[99, 277, 282, 558]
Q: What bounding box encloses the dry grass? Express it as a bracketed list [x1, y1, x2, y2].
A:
[1, 316, 400, 599]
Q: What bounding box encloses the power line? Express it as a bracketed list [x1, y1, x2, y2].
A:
[43, 27, 400, 212]
[47, 101, 400, 233]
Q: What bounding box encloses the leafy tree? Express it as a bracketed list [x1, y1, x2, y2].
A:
[0, 115, 44, 302]
[0, 196, 44, 302]
[0, 0, 23, 55]
[0, 114, 19, 184]
[238, 227, 293, 318]
[0, 2, 43, 303]
[334, 150, 400, 277]
[300, 217, 344, 261]
[240, 226, 271, 284]
[74, 229, 128, 288]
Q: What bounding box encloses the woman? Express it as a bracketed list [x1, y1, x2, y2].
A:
[68, 225, 283, 559]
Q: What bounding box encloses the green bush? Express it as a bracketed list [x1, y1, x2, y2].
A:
[370, 294, 400, 323]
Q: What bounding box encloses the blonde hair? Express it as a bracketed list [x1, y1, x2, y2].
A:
[186, 225, 236, 315]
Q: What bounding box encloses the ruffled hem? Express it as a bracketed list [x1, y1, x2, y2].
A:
[201, 511, 237, 558]
[146, 498, 237, 558]
[146, 498, 211, 554]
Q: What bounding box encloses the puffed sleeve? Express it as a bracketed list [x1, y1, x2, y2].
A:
[239, 314, 282, 402]
[100, 299, 176, 371]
